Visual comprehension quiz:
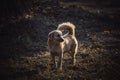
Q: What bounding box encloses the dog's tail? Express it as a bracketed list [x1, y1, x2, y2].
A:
[57, 22, 75, 36]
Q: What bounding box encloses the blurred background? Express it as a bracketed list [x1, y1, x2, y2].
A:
[0, 0, 120, 80]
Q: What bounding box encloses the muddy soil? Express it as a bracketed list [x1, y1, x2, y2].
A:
[0, 1, 120, 80]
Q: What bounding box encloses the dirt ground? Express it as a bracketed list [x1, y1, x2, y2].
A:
[0, 1, 120, 80]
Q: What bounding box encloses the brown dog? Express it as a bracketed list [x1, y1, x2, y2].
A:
[47, 22, 78, 70]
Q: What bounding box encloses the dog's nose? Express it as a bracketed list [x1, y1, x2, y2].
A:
[61, 38, 64, 42]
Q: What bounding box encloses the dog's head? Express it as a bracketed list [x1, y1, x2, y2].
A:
[48, 30, 64, 42]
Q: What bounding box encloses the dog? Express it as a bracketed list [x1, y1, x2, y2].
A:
[47, 22, 78, 70]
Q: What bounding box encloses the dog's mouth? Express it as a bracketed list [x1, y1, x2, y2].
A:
[57, 38, 64, 42]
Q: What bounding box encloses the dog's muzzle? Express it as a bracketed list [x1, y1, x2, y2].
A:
[57, 38, 64, 42]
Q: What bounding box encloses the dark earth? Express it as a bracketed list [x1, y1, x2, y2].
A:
[0, 0, 120, 80]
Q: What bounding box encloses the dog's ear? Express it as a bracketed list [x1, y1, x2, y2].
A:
[48, 33, 54, 39]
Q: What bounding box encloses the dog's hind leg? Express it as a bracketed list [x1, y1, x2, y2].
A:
[70, 52, 76, 65]
[70, 44, 78, 65]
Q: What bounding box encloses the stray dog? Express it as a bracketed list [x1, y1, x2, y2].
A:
[47, 22, 78, 70]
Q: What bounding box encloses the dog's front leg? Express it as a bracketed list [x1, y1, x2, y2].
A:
[50, 53, 57, 69]
[57, 52, 63, 70]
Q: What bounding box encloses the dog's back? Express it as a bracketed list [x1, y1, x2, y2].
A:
[57, 22, 78, 53]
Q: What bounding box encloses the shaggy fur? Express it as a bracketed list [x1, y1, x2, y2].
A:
[47, 22, 78, 70]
